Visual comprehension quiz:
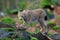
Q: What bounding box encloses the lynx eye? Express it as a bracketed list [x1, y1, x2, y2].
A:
[20, 14, 23, 17]
[21, 15, 23, 17]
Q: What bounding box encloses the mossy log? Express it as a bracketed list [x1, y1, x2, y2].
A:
[0, 22, 52, 40]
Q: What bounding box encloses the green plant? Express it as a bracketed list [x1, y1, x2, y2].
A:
[34, 28, 40, 34]
[27, 22, 36, 27]
[53, 26, 60, 30]
[5, 9, 11, 14]
[47, 21, 56, 27]
[39, 0, 50, 8]
[5, 9, 18, 14]
[31, 37, 38, 40]
[0, 17, 15, 25]
[2, 28, 14, 31]
[19, 1, 26, 11]
[4, 38, 11, 40]
[48, 32, 53, 36]
[4, 38, 21, 40]
[46, 11, 54, 19]
[57, 15, 60, 21]
[15, 38, 21, 40]
[39, 0, 57, 8]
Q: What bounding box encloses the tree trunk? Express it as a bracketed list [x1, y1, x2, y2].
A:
[6, 0, 10, 9]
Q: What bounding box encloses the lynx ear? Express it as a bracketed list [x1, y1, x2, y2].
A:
[23, 10, 25, 13]
[18, 11, 21, 14]
[18, 11, 21, 19]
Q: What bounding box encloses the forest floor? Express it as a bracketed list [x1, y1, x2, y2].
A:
[49, 19, 60, 34]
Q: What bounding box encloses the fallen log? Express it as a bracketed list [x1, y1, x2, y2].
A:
[0, 22, 14, 28]
[32, 32, 53, 40]
[0, 22, 53, 40]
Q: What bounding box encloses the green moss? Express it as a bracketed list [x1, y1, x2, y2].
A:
[0, 17, 15, 25]
[47, 21, 56, 27]
[5, 9, 18, 14]
[31, 37, 38, 40]
[34, 28, 40, 34]
[27, 22, 36, 27]
[48, 32, 53, 36]
[2, 28, 14, 31]
[26, 28, 40, 34]
[4, 38, 11, 40]
[15, 38, 21, 40]
[4, 38, 21, 40]
[47, 21, 55, 24]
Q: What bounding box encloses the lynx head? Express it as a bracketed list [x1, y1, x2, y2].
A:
[18, 10, 26, 20]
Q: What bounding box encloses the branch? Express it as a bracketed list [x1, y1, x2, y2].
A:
[0, 22, 15, 28]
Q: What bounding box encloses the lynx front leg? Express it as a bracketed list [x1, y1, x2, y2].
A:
[43, 21, 49, 34]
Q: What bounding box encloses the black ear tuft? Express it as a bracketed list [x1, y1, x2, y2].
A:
[44, 16, 48, 20]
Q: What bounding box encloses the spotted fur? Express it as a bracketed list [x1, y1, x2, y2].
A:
[18, 9, 49, 34]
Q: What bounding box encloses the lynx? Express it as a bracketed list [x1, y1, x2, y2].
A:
[18, 9, 48, 34]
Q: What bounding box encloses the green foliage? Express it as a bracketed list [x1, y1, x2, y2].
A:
[4, 38, 11, 40]
[56, 0, 60, 4]
[2, 28, 14, 31]
[26, 28, 40, 34]
[0, 17, 15, 25]
[19, 20, 25, 24]
[45, 9, 54, 20]
[19, 1, 26, 11]
[50, 0, 56, 5]
[8, 32, 14, 35]
[4, 38, 21, 40]
[31, 37, 38, 40]
[27, 22, 36, 27]
[48, 32, 53, 36]
[34, 28, 40, 34]
[39, 0, 57, 8]
[47, 21, 56, 27]
[5, 9, 11, 14]
[2, 36, 39, 40]
[39, 0, 50, 8]
[5, 9, 18, 14]
[57, 16, 60, 21]
[10, 9, 18, 14]
[46, 11, 54, 19]
[15, 38, 21, 40]
[53, 26, 60, 30]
